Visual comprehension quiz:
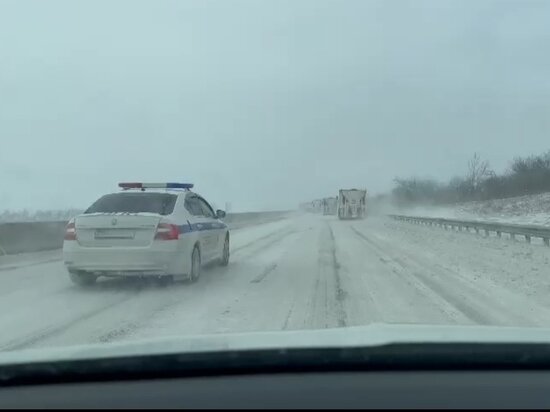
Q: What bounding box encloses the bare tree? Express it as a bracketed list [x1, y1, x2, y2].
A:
[390, 150, 550, 207]
[466, 153, 493, 198]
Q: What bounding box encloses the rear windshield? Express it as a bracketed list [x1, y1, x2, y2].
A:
[84, 193, 177, 216]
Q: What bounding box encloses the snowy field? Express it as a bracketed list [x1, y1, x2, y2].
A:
[0, 212, 549, 352]
[390, 192, 550, 227]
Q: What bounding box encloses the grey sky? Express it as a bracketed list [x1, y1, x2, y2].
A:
[1, 0, 549, 212]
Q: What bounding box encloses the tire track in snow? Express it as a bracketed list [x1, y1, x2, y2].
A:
[232, 226, 294, 254]
[0, 291, 140, 351]
[282, 302, 295, 330]
[0, 258, 62, 272]
[95, 225, 302, 344]
[349, 225, 494, 324]
[328, 224, 347, 327]
[0, 218, 301, 350]
[349, 224, 550, 327]
[309, 223, 347, 328]
[0, 278, 195, 350]
[97, 224, 303, 343]
[250, 263, 278, 284]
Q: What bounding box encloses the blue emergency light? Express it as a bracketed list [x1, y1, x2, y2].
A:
[118, 182, 194, 190]
[166, 183, 194, 189]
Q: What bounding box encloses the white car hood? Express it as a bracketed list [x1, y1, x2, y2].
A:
[1, 323, 550, 365]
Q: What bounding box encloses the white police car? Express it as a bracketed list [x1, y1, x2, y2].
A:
[62, 183, 230, 286]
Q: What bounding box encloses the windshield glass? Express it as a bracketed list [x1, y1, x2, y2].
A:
[85, 193, 177, 215]
[1, 0, 550, 364]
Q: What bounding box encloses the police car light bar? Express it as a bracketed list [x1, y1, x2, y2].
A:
[118, 183, 194, 190]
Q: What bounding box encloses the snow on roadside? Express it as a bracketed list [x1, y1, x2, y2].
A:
[395, 192, 550, 227]
[379, 217, 550, 312]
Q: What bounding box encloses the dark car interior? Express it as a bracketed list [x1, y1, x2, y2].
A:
[1, 343, 550, 408]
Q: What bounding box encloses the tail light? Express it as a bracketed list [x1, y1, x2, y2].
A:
[64, 221, 77, 241]
[155, 223, 179, 240]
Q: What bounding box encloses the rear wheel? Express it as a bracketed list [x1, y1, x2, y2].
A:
[189, 246, 201, 282]
[69, 270, 97, 287]
[219, 235, 230, 266]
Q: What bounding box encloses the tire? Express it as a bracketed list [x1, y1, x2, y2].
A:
[69, 270, 97, 287]
[189, 245, 201, 282]
[219, 235, 230, 266]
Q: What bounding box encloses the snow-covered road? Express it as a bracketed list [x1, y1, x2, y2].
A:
[1, 214, 549, 352]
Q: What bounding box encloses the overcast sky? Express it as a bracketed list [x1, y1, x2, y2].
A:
[1, 0, 549, 212]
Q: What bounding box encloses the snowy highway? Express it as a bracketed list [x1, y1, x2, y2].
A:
[1, 213, 550, 352]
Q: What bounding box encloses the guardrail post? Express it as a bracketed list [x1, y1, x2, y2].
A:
[497, 231, 502, 238]
[526, 235, 531, 244]
[511, 233, 516, 242]
[544, 238, 550, 247]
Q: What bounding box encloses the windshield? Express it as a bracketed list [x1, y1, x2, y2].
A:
[85, 193, 177, 215]
[1, 0, 550, 364]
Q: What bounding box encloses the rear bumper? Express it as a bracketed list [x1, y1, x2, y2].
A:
[62, 241, 183, 276]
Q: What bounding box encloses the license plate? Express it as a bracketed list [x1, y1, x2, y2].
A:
[94, 229, 135, 239]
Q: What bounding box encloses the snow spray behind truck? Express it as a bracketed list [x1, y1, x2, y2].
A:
[337, 189, 367, 219]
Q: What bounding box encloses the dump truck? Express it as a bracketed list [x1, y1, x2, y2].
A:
[337, 189, 367, 219]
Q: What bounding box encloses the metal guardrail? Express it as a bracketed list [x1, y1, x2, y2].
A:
[389, 214, 550, 247]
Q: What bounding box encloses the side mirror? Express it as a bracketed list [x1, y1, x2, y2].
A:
[216, 210, 226, 219]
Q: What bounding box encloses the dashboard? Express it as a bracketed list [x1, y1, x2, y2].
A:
[2, 342, 550, 408]
[1, 371, 550, 408]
